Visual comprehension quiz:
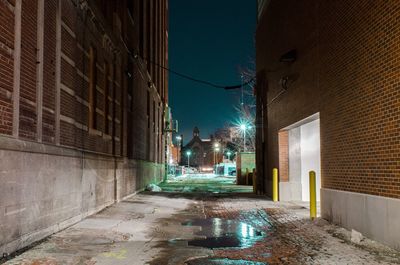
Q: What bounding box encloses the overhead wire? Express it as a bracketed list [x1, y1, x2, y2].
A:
[124, 47, 255, 90]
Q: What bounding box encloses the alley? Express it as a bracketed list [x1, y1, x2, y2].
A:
[1, 0, 400, 264]
[3, 177, 400, 265]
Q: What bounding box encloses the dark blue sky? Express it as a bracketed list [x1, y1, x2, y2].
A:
[169, 0, 256, 143]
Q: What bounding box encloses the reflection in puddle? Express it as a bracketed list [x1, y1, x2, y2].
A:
[186, 258, 267, 265]
[182, 218, 265, 249]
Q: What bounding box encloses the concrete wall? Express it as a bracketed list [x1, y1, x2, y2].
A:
[236, 152, 256, 185]
[322, 188, 400, 250]
[0, 139, 164, 255]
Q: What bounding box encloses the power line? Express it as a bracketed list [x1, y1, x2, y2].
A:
[125, 46, 255, 90]
[148, 58, 255, 90]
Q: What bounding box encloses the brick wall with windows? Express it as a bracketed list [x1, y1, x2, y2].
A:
[0, 0, 169, 254]
[256, 0, 400, 198]
[0, 0, 14, 136]
[0, 0, 168, 160]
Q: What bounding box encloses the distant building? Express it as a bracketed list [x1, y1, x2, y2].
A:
[181, 127, 218, 169]
[0, 0, 168, 255]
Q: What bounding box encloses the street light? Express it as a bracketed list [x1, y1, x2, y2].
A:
[213, 143, 220, 166]
[186, 150, 191, 167]
[226, 151, 232, 161]
[176, 136, 182, 164]
[239, 123, 252, 152]
[240, 123, 247, 152]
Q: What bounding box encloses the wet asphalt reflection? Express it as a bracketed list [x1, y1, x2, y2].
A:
[183, 218, 265, 249]
[186, 258, 267, 265]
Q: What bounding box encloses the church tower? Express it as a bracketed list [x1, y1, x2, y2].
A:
[193, 127, 200, 137]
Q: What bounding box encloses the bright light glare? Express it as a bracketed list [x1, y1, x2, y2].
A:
[176, 136, 182, 140]
[186, 151, 191, 156]
[240, 124, 247, 130]
[241, 223, 248, 238]
[214, 143, 220, 148]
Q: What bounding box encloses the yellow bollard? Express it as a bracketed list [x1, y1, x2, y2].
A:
[309, 171, 317, 219]
[272, 168, 278, 202]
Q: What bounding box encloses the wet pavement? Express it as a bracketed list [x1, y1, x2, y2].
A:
[159, 174, 253, 193]
[3, 176, 400, 265]
[183, 218, 265, 249]
[186, 258, 267, 265]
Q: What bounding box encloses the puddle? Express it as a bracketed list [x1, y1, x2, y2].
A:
[186, 258, 267, 265]
[182, 218, 264, 249]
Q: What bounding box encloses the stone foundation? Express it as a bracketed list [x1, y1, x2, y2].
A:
[322, 188, 400, 250]
[0, 138, 164, 255]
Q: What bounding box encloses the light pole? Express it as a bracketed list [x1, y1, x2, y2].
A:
[240, 124, 247, 152]
[227, 151, 232, 161]
[186, 150, 191, 167]
[213, 143, 220, 166]
[215, 147, 220, 164]
[176, 136, 182, 164]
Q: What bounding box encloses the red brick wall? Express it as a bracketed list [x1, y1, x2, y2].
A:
[0, 0, 169, 164]
[278, 131, 288, 182]
[256, 0, 400, 198]
[42, 0, 57, 143]
[19, 0, 37, 140]
[0, 1, 14, 135]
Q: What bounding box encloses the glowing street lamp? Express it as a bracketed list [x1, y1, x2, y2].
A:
[186, 150, 192, 167]
[213, 143, 220, 166]
[240, 123, 251, 152]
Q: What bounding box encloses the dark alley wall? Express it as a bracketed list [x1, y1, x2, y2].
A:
[0, 0, 168, 254]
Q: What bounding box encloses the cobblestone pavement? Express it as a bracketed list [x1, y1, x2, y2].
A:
[199, 195, 400, 264]
[2, 189, 400, 265]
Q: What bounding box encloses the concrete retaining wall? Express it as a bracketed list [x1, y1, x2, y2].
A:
[0, 143, 164, 255]
[322, 188, 400, 250]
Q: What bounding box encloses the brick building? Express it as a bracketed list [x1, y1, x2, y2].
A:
[181, 127, 225, 169]
[256, 0, 400, 249]
[0, 0, 168, 254]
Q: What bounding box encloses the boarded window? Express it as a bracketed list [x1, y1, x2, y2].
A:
[104, 62, 110, 134]
[89, 46, 97, 130]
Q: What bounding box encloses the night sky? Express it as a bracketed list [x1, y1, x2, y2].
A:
[169, 0, 256, 143]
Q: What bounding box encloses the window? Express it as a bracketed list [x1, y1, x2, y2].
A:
[89, 46, 97, 130]
[153, 100, 155, 133]
[104, 62, 110, 134]
[127, 60, 133, 112]
[147, 90, 150, 129]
